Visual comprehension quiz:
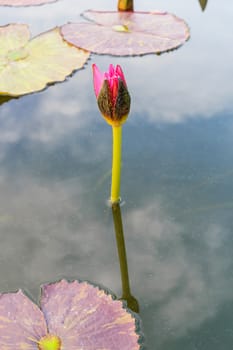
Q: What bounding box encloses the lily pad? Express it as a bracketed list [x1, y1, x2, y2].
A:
[0, 279, 141, 350]
[0, 0, 56, 6]
[0, 24, 90, 96]
[61, 10, 190, 56]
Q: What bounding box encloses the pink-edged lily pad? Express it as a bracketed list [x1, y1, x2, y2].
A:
[0, 24, 90, 96]
[0, 279, 141, 349]
[61, 10, 190, 56]
[0, 0, 56, 6]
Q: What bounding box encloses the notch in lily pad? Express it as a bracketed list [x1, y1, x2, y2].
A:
[0, 24, 90, 97]
[61, 10, 190, 56]
[0, 279, 142, 349]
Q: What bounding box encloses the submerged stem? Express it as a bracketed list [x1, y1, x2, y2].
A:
[112, 203, 139, 313]
[112, 203, 131, 296]
[111, 126, 122, 204]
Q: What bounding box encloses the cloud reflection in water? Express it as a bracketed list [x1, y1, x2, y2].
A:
[0, 165, 232, 345]
[124, 202, 233, 339]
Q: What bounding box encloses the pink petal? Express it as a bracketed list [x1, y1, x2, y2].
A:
[104, 64, 122, 104]
[40, 279, 140, 350]
[104, 65, 118, 103]
[116, 65, 127, 86]
[108, 64, 115, 78]
[92, 64, 104, 98]
[0, 290, 47, 349]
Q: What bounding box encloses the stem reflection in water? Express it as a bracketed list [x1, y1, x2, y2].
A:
[111, 202, 139, 313]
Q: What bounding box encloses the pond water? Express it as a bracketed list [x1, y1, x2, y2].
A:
[1, 0, 233, 349]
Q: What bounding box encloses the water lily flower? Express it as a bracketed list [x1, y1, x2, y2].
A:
[92, 64, 131, 203]
[0, 279, 140, 350]
[92, 64, 131, 127]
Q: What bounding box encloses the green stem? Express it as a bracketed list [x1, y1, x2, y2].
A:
[111, 126, 122, 204]
[118, 0, 134, 11]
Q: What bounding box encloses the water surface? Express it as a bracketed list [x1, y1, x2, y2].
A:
[0, 1, 233, 349]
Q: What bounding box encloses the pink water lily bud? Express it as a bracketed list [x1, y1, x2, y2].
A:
[92, 64, 131, 126]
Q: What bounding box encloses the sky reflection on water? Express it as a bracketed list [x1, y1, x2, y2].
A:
[0, 1, 233, 349]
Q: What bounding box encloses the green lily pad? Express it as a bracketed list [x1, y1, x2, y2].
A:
[0, 0, 56, 6]
[0, 24, 90, 96]
[61, 10, 190, 56]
